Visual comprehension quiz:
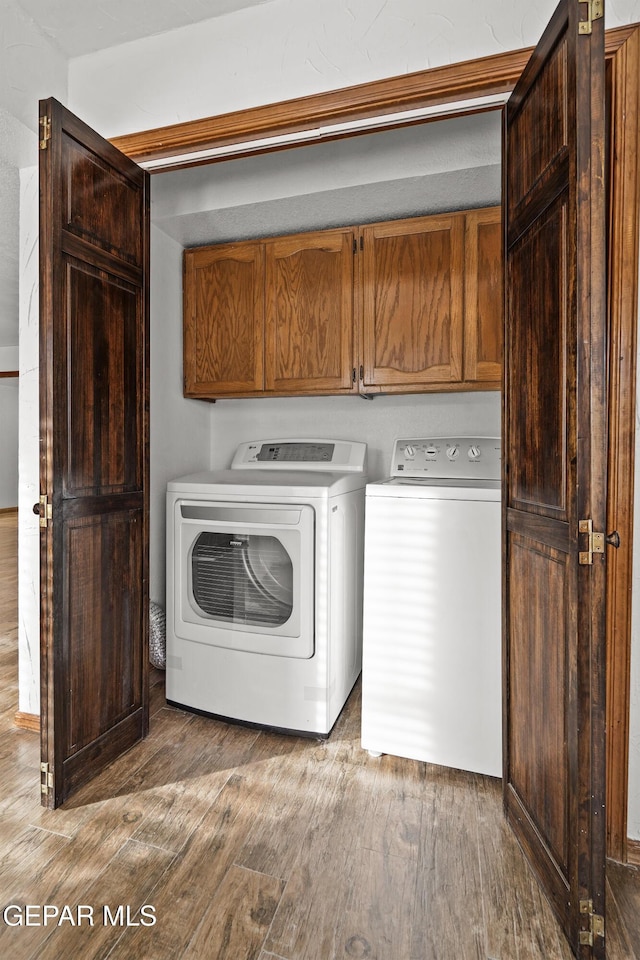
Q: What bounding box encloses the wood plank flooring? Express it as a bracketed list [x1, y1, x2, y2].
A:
[1, 510, 639, 959]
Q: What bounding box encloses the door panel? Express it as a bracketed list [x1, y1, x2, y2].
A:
[66, 262, 142, 496]
[66, 510, 143, 751]
[508, 535, 570, 876]
[503, 2, 606, 957]
[507, 34, 569, 212]
[62, 137, 143, 266]
[39, 98, 150, 807]
[508, 196, 569, 518]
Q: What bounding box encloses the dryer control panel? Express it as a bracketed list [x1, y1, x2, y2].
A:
[391, 437, 501, 481]
[232, 438, 367, 473]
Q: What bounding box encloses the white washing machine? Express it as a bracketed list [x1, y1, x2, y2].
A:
[166, 438, 367, 736]
[361, 437, 502, 776]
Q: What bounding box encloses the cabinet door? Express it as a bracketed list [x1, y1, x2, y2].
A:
[362, 215, 464, 389]
[264, 229, 356, 394]
[464, 207, 503, 383]
[183, 241, 264, 396]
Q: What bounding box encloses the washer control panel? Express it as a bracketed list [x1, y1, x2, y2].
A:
[391, 437, 501, 480]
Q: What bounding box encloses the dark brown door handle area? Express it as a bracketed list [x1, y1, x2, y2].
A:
[606, 531, 621, 548]
[32, 502, 41, 516]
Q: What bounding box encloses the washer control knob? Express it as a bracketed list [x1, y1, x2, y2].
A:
[425, 444, 438, 459]
[404, 444, 416, 459]
[468, 444, 481, 461]
[446, 444, 459, 461]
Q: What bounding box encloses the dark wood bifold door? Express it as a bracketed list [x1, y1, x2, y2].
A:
[503, 1, 606, 958]
[38, 98, 150, 808]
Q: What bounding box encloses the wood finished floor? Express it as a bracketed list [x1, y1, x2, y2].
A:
[1, 510, 639, 960]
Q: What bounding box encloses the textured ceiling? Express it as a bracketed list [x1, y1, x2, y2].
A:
[17, 0, 275, 58]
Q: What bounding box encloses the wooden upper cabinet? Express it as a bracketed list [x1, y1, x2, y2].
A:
[361, 214, 465, 390]
[182, 208, 503, 399]
[463, 206, 503, 383]
[183, 241, 264, 397]
[264, 229, 356, 394]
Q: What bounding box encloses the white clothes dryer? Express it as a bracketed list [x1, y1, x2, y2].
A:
[166, 439, 367, 736]
[361, 437, 502, 776]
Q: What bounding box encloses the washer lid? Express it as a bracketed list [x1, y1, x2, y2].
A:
[168, 469, 366, 498]
[366, 477, 501, 501]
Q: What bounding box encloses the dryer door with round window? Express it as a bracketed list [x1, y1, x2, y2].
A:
[176, 501, 314, 658]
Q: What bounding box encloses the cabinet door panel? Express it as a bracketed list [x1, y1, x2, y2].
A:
[265, 230, 355, 394]
[464, 207, 503, 383]
[362, 215, 464, 388]
[183, 242, 264, 396]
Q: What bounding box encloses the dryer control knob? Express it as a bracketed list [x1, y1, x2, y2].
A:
[468, 445, 481, 461]
[446, 444, 460, 460]
[404, 445, 416, 459]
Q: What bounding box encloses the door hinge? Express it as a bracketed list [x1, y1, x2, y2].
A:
[578, 518, 604, 565]
[579, 899, 605, 946]
[39, 115, 51, 150]
[40, 762, 54, 795]
[578, 0, 603, 35]
[38, 494, 53, 528]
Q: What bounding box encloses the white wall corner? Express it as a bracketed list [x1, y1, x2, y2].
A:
[18, 164, 40, 715]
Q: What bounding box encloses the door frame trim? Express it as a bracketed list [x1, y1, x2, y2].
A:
[111, 22, 640, 862]
[605, 24, 640, 863]
[110, 26, 637, 169]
